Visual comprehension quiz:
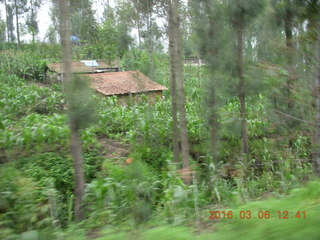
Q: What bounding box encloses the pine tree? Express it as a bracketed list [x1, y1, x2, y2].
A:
[190, 0, 226, 191]
[228, 0, 265, 157]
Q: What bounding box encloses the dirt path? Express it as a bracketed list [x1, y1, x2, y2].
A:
[98, 136, 130, 159]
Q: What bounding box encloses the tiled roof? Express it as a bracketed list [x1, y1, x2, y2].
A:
[87, 71, 167, 96]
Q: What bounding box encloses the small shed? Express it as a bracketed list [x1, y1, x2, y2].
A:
[46, 60, 120, 84]
[87, 70, 167, 101]
[48, 60, 120, 74]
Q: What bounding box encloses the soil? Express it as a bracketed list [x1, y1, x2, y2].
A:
[98, 135, 130, 160]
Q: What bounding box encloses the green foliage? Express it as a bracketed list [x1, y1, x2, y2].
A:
[17, 153, 74, 196]
[0, 50, 48, 81]
[228, 0, 266, 24]
[76, 10, 134, 60]
[0, 43, 61, 61]
[122, 49, 169, 78]
[0, 74, 64, 119]
[0, 113, 69, 157]
[0, 166, 51, 236]
[0, 19, 5, 42]
[86, 159, 160, 226]
[66, 75, 97, 130]
[14, 150, 103, 224]
[70, 0, 98, 45]
[79, 20, 118, 60]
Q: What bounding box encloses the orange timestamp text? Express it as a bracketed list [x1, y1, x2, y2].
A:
[209, 210, 306, 220]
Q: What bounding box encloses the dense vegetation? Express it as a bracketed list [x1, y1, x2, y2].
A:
[0, 0, 320, 239]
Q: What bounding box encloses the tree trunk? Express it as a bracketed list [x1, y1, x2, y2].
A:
[284, 0, 294, 110]
[208, 83, 218, 161]
[131, 1, 141, 49]
[31, 0, 35, 43]
[315, 23, 320, 175]
[146, 6, 154, 78]
[237, 17, 249, 156]
[168, 0, 191, 183]
[168, 1, 180, 164]
[178, 88, 190, 173]
[70, 120, 85, 221]
[4, 0, 9, 42]
[14, 0, 20, 45]
[8, 5, 14, 42]
[137, 10, 141, 48]
[169, 38, 180, 164]
[58, 0, 85, 222]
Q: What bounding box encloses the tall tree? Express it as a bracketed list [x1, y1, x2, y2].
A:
[190, 0, 227, 192]
[132, 0, 163, 77]
[7, 4, 15, 42]
[143, 0, 155, 77]
[235, 2, 249, 155]
[229, 0, 265, 156]
[131, 0, 141, 47]
[168, 0, 191, 183]
[168, 0, 179, 165]
[114, 0, 134, 56]
[12, 0, 28, 45]
[102, 0, 114, 22]
[315, 23, 320, 175]
[272, 0, 298, 128]
[0, 0, 10, 41]
[293, 0, 320, 174]
[26, 0, 42, 42]
[283, 0, 295, 110]
[47, 0, 59, 43]
[58, 0, 88, 222]
[93, 19, 118, 60]
[70, 0, 98, 45]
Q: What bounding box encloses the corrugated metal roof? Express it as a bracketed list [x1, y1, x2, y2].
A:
[81, 60, 99, 67]
[87, 71, 167, 96]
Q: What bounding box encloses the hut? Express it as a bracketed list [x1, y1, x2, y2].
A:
[45, 60, 119, 83]
[48, 60, 120, 74]
[87, 70, 167, 102]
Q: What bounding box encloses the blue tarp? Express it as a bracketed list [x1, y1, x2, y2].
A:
[70, 35, 80, 46]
